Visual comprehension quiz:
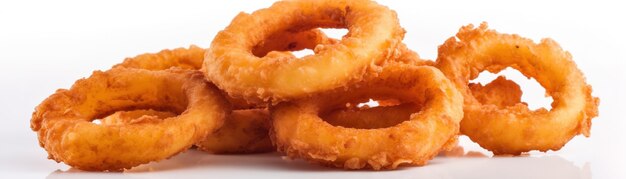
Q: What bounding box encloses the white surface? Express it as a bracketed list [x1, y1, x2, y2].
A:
[1, 0, 625, 178]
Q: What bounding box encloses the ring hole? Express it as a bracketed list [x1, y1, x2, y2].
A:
[356, 99, 380, 108]
[291, 49, 315, 58]
[93, 109, 178, 125]
[252, 28, 347, 58]
[470, 67, 553, 110]
[322, 98, 420, 129]
[320, 28, 348, 39]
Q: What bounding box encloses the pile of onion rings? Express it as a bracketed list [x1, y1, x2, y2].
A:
[31, 0, 598, 171]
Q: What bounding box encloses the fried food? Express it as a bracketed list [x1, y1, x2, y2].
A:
[104, 108, 274, 154]
[321, 103, 421, 129]
[114, 29, 335, 72]
[110, 36, 341, 154]
[435, 22, 600, 155]
[204, 0, 405, 103]
[252, 29, 339, 57]
[107, 28, 339, 154]
[101, 109, 177, 125]
[113, 45, 206, 70]
[271, 65, 463, 170]
[323, 103, 461, 156]
[469, 76, 523, 107]
[384, 43, 435, 67]
[194, 28, 340, 153]
[30, 0, 600, 171]
[196, 109, 273, 154]
[30, 68, 230, 171]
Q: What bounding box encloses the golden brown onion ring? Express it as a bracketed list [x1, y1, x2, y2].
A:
[322, 103, 460, 158]
[196, 109, 273, 154]
[271, 65, 463, 170]
[205, 0, 405, 103]
[435, 23, 600, 155]
[103, 109, 274, 154]
[113, 45, 206, 70]
[383, 43, 435, 67]
[30, 68, 229, 171]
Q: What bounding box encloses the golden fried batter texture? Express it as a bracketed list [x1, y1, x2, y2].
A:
[31, 69, 229, 171]
[205, 0, 405, 103]
[30, 0, 599, 172]
[436, 23, 599, 155]
[271, 65, 463, 170]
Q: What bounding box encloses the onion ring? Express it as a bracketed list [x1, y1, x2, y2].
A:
[101, 109, 177, 125]
[322, 101, 460, 158]
[109, 44, 263, 108]
[196, 109, 273, 154]
[113, 45, 206, 70]
[30, 68, 230, 171]
[435, 23, 599, 155]
[384, 43, 435, 67]
[103, 109, 273, 154]
[205, 0, 404, 103]
[271, 65, 463, 170]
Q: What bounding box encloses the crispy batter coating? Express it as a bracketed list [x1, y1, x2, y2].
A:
[383, 43, 435, 67]
[194, 29, 339, 153]
[111, 45, 250, 109]
[205, 0, 405, 103]
[435, 23, 599, 155]
[271, 65, 463, 170]
[101, 109, 177, 125]
[196, 109, 273, 154]
[29, 0, 602, 171]
[323, 103, 461, 156]
[104, 109, 274, 154]
[31, 68, 230, 171]
[113, 45, 206, 70]
[469, 76, 523, 107]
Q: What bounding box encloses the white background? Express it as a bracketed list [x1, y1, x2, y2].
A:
[1, 0, 624, 178]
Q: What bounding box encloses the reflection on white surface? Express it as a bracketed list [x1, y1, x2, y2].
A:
[45, 150, 590, 179]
